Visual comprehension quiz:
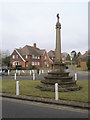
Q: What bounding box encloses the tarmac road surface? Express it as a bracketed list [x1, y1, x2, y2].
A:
[2, 97, 88, 118]
[2, 71, 89, 80]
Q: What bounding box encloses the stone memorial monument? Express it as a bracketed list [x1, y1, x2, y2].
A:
[40, 13, 81, 91]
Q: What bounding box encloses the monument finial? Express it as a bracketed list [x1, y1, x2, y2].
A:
[57, 13, 59, 22]
[56, 13, 61, 29]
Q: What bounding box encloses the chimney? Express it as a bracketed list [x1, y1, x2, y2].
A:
[33, 43, 36, 49]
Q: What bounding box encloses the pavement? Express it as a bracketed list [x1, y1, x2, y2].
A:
[1, 93, 89, 110]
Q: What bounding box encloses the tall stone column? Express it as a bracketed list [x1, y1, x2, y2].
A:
[40, 13, 81, 92]
[56, 13, 61, 62]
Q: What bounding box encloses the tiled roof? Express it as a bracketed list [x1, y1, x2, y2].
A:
[16, 45, 45, 56]
[48, 50, 55, 57]
[40, 50, 46, 56]
[79, 50, 90, 61]
[79, 51, 88, 59]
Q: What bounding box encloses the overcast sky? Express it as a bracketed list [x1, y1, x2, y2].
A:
[0, 0, 88, 55]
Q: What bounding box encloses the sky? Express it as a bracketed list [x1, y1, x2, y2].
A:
[0, 0, 88, 55]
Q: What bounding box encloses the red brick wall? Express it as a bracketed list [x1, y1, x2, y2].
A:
[11, 49, 53, 69]
[40, 56, 44, 67]
[80, 61, 87, 68]
[40, 51, 52, 67]
[10, 50, 26, 69]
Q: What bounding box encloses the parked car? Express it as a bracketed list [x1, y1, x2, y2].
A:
[0, 66, 8, 73]
[0, 70, 4, 76]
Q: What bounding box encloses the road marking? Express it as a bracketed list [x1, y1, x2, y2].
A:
[2, 97, 88, 114]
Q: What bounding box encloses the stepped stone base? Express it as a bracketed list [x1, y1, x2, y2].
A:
[39, 62, 81, 92]
[39, 84, 81, 92]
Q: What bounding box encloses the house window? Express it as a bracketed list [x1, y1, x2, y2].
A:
[16, 62, 19, 65]
[38, 56, 40, 59]
[44, 61, 47, 65]
[26, 55, 28, 59]
[26, 64, 28, 67]
[32, 55, 34, 59]
[47, 64, 49, 67]
[62, 58, 65, 61]
[38, 62, 40, 65]
[13, 55, 15, 59]
[35, 62, 37, 65]
[44, 56, 46, 60]
[16, 55, 18, 59]
[13, 62, 15, 65]
[32, 62, 34, 66]
[35, 56, 37, 59]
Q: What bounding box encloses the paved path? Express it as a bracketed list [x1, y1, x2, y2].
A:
[2, 97, 88, 118]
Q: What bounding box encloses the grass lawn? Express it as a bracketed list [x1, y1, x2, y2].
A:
[68, 65, 88, 71]
[2, 80, 88, 102]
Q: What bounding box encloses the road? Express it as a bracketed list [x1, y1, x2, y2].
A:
[2, 97, 88, 118]
[2, 71, 89, 80]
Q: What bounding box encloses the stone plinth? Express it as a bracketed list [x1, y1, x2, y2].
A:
[39, 62, 81, 92]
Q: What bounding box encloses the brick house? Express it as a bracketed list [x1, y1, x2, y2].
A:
[78, 51, 89, 68]
[10, 43, 53, 69]
[48, 50, 66, 63]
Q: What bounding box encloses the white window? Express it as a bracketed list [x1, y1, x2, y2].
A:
[13, 55, 15, 59]
[32, 55, 34, 59]
[44, 56, 46, 60]
[52, 57, 53, 60]
[62, 58, 65, 61]
[16, 62, 19, 65]
[38, 62, 40, 65]
[13, 62, 15, 65]
[16, 55, 18, 59]
[26, 64, 28, 67]
[26, 55, 28, 59]
[38, 56, 40, 59]
[44, 61, 47, 65]
[32, 62, 34, 66]
[35, 56, 37, 59]
[35, 62, 37, 65]
[47, 64, 49, 67]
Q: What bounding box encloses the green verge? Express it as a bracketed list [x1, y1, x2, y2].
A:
[2, 80, 88, 102]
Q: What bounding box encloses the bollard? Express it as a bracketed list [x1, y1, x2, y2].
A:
[16, 81, 19, 95]
[42, 70, 44, 74]
[75, 73, 78, 81]
[32, 70, 34, 74]
[8, 70, 9, 75]
[18, 70, 20, 75]
[30, 70, 31, 75]
[16, 69, 17, 73]
[22, 70, 25, 73]
[39, 70, 41, 75]
[55, 83, 58, 100]
[14, 73, 16, 80]
[48, 70, 50, 73]
[33, 73, 35, 80]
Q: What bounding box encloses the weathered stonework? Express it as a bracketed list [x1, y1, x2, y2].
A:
[40, 13, 81, 92]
